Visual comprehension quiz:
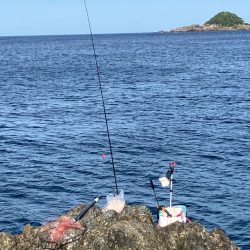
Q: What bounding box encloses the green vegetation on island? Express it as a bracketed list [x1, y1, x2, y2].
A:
[205, 12, 245, 27]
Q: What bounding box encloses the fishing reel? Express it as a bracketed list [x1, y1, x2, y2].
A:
[159, 161, 176, 187]
[166, 161, 176, 179]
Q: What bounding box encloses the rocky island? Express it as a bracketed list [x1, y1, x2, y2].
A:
[160, 12, 250, 33]
[0, 203, 240, 250]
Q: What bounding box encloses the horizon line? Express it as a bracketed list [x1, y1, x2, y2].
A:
[0, 31, 159, 38]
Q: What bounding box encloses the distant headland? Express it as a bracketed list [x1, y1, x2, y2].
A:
[160, 12, 250, 33]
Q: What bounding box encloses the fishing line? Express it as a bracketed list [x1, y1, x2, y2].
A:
[82, 0, 119, 195]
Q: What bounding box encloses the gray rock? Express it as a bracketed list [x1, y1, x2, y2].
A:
[0, 204, 240, 250]
[167, 24, 250, 33]
[0, 232, 16, 250]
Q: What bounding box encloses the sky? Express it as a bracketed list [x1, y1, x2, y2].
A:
[0, 0, 250, 36]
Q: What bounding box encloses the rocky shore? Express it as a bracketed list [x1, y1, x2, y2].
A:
[0, 203, 240, 250]
[167, 24, 250, 33]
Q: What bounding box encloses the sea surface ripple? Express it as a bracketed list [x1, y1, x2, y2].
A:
[0, 32, 249, 249]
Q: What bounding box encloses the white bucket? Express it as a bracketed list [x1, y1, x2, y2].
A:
[158, 205, 187, 227]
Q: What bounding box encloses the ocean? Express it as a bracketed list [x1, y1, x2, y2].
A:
[0, 31, 249, 249]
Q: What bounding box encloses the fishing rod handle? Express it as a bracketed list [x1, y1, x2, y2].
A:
[74, 196, 102, 221]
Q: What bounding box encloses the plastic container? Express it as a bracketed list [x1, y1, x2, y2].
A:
[158, 205, 187, 227]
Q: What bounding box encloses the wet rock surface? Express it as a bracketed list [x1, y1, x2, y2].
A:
[0, 204, 240, 250]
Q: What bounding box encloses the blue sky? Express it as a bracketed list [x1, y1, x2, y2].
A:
[0, 0, 250, 36]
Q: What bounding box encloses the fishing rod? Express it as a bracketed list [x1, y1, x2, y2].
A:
[75, 195, 103, 221]
[82, 0, 119, 195]
[166, 161, 176, 208]
[149, 179, 160, 207]
[150, 179, 172, 217]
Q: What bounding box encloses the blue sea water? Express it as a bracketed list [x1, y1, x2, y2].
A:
[0, 31, 249, 249]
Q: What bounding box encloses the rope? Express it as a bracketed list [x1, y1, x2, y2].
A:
[82, 0, 119, 195]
